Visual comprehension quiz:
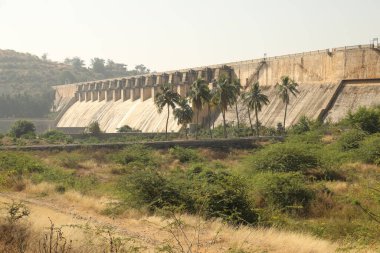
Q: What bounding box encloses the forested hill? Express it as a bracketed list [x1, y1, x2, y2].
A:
[0, 49, 150, 118]
[0, 50, 97, 95]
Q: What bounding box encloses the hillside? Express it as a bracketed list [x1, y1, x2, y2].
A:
[0, 49, 102, 95]
[0, 49, 149, 118]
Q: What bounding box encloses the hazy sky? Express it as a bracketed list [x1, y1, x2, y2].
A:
[0, 0, 378, 71]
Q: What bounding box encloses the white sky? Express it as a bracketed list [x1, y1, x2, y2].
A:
[0, 0, 378, 72]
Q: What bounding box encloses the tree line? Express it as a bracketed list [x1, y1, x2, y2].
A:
[63, 57, 150, 79]
[155, 75, 299, 139]
[0, 92, 53, 118]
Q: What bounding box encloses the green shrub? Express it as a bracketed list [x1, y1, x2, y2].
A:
[249, 142, 319, 173]
[119, 165, 258, 225]
[111, 145, 158, 168]
[117, 125, 133, 133]
[55, 152, 85, 169]
[345, 107, 380, 134]
[40, 130, 69, 143]
[286, 130, 323, 144]
[187, 168, 258, 225]
[290, 116, 312, 134]
[86, 121, 101, 134]
[253, 172, 315, 213]
[9, 120, 36, 138]
[358, 134, 380, 165]
[169, 146, 201, 163]
[118, 168, 188, 211]
[337, 129, 367, 151]
[0, 152, 45, 174]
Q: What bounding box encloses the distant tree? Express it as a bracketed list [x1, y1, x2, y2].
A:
[155, 83, 181, 140]
[231, 79, 242, 129]
[134, 64, 150, 74]
[71, 57, 85, 69]
[106, 59, 127, 77]
[242, 82, 269, 136]
[9, 120, 36, 138]
[91, 58, 106, 74]
[174, 98, 193, 139]
[212, 76, 237, 138]
[189, 78, 210, 139]
[275, 76, 299, 130]
[59, 70, 76, 84]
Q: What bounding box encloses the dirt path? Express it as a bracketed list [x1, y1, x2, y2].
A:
[0, 192, 162, 251]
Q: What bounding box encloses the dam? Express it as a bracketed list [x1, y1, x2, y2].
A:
[53, 44, 380, 133]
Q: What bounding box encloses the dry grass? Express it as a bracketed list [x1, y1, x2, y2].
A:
[325, 181, 349, 194]
[23, 181, 109, 214]
[145, 214, 338, 253]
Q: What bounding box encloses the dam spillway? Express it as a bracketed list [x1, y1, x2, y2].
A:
[54, 44, 380, 133]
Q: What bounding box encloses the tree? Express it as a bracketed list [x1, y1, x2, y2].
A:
[90, 58, 106, 74]
[71, 57, 85, 69]
[231, 79, 242, 129]
[87, 121, 101, 134]
[242, 82, 269, 136]
[212, 76, 236, 138]
[155, 83, 181, 140]
[189, 78, 211, 139]
[173, 98, 193, 139]
[135, 64, 150, 74]
[9, 120, 36, 138]
[275, 76, 299, 130]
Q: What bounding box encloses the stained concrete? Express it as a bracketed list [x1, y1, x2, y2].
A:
[53, 45, 380, 132]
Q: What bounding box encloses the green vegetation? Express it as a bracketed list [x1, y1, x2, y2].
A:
[241, 82, 269, 136]
[247, 142, 319, 173]
[0, 49, 151, 117]
[86, 121, 102, 135]
[275, 76, 299, 130]
[1, 106, 380, 251]
[154, 83, 181, 140]
[9, 120, 36, 138]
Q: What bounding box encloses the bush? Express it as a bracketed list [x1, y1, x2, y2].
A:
[118, 168, 188, 211]
[337, 129, 367, 151]
[254, 172, 315, 213]
[345, 107, 380, 134]
[111, 145, 158, 168]
[40, 130, 69, 143]
[119, 166, 258, 225]
[55, 151, 85, 169]
[0, 152, 45, 174]
[9, 120, 36, 138]
[87, 121, 101, 134]
[290, 116, 312, 134]
[249, 142, 319, 173]
[187, 168, 258, 225]
[169, 146, 201, 163]
[117, 125, 133, 133]
[358, 134, 380, 165]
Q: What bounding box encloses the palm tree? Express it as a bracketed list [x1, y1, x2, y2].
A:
[174, 98, 193, 139]
[212, 76, 236, 138]
[242, 82, 269, 136]
[155, 83, 181, 140]
[189, 78, 211, 139]
[275, 76, 299, 130]
[231, 79, 242, 129]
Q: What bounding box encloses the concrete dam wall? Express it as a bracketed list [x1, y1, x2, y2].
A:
[54, 44, 380, 133]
